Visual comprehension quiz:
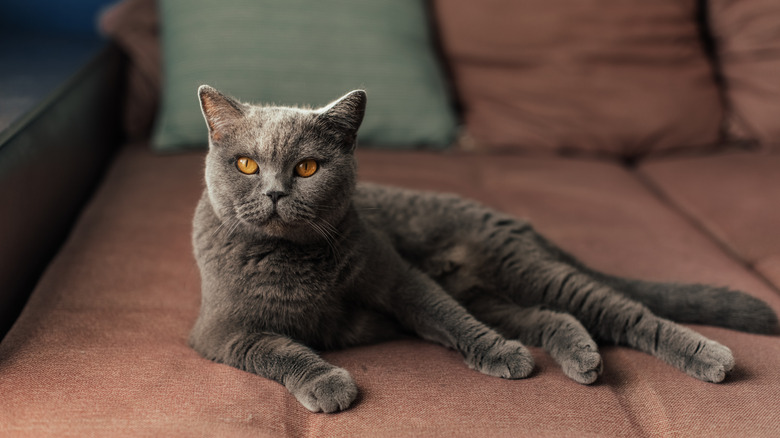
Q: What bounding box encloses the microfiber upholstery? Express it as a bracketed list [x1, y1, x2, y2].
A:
[152, 0, 457, 151]
[433, 0, 723, 157]
[1, 143, 778, 436]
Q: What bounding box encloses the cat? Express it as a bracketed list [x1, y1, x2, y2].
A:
[189, 85, 779, 413]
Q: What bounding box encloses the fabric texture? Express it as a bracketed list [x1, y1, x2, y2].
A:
[640, 151, 780, 290]
[709, 0, 780, 150]
[1, 143, 778, 437]
[433, 0, 723, 158]
[152, 0, 458, 152]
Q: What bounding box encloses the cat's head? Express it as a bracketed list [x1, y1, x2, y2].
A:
[198, 85, 366, 241]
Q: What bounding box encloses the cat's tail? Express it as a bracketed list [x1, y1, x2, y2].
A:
[598, 276, 779, 335]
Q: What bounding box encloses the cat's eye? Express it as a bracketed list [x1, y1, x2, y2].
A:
[236, 157, 259, 175]
[295, 159, 318, 178]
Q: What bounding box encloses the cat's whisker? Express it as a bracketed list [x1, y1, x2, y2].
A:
[209, 219, 229, 239]
[290, 200, 321, 222]
[315, 221, 339, 252]
[312, 204, 344, 210]
[225, 216, 244, 239]
[209, 211, 243, 239]
[317, 218, 342, 239]
[235, 199, 263, 215]
[305, 218, 341, 265]
[309, 221, 337, 259]
[312, 216, 341, 241]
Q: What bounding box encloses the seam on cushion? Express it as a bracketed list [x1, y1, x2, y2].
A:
[630, 167, 780, 297]
[755, 256, 780, 291]
[601, 348, 668, 438]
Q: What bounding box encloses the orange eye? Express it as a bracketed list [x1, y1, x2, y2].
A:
[236, 157, 259, 174]
[295, 159, 318, 178]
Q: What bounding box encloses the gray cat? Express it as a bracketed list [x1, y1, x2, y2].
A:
[189, 85, 779, 413]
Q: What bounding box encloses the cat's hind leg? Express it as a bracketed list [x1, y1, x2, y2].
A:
[515, 262, 735, 382]
[385, 266, 535, 380]
[469, 298, 602, 384]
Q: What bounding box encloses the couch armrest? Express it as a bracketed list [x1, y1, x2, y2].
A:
[0, 36, 124, 339]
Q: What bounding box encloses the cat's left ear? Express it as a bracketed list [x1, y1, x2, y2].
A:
[198, 85, 246, 143]
[317, 90, 366, 150]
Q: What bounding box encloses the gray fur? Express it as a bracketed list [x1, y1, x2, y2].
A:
[190, 86, 779, 413]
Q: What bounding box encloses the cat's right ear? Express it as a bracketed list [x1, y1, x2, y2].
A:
[198, 85, 245, 143]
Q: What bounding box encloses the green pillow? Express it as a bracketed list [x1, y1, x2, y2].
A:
[154, 0, 458, 151]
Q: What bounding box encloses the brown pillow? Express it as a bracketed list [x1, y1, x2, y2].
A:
[99, 0, 160, 141]
[710, 0, 780, 150]
[434, 0, 723, 158]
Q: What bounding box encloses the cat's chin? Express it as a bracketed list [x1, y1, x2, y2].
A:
[248, 216, 311, 242]
[260, 218, 293, 236]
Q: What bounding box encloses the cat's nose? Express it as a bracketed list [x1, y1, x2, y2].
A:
[266, 191, 287, 204]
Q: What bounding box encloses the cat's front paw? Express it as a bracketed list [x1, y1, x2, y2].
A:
[466, 338, 534, 379]
[560, 342, 603, 385]
[290, 367, 358, 413]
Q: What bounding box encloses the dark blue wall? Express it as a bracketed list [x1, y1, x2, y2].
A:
[0, 0, 118, 36]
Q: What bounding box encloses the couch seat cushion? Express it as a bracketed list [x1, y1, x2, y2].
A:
[0, 144, 778, 436]
[640, 151, 780, 289]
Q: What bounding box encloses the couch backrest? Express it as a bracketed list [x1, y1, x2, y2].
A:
[435, 0, 724, 158]
[709, 0, 780, 151]
[103, 0, 780, 158]
[434, 0, 780, 157]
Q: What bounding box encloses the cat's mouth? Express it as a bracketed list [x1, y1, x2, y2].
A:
[233, 202, 311, 238]
[258, 211, 286, 226]
[250, 210, 301, 236]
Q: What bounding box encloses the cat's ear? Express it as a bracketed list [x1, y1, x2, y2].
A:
[198, 85, 246, 143]
[317, 90, 366, 150]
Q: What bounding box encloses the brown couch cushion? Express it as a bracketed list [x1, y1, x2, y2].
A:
[710, 0, 780, 150]
[1, 144, 778, 436]
[640, 151, 780, 289]
[434, 0, 723, 158]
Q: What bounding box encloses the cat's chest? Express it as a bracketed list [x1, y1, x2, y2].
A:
[246, 244, 336, 287]
[234, 243, 352, 344]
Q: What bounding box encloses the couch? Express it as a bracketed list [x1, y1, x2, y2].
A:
[1, 0, 779, 436]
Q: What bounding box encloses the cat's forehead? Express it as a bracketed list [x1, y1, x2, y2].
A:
[239, 106, 322, 158]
